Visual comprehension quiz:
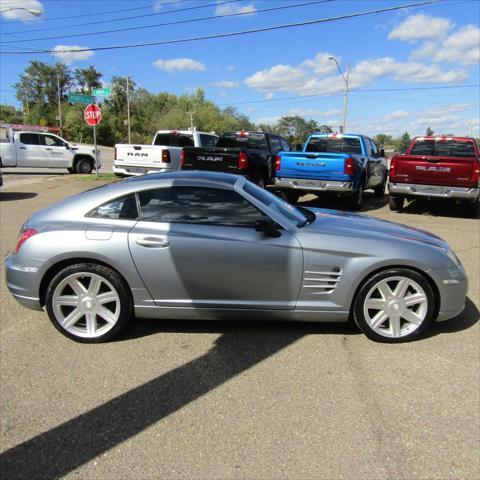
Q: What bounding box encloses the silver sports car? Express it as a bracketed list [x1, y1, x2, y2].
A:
[6, 172, 467, 343]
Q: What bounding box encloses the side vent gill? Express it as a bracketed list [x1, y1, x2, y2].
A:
[302, 267, 342, 294]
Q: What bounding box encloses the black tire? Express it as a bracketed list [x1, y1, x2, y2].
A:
[353, 268, 435, 343]
[75, 157, 93, 174]
[251, 171, 267, 189]
[389, 195, 404, 211]
[67, 167, 75, 174]
[373, 177, 386, 197]
[278, 190, 300, 204]
[348, 184, 364, 210]
[45, 263, 132, 343]
[465, 200, 479, 218]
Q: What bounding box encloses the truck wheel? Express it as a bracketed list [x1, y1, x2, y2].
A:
[251, 172, 267, 189]
[348, 185, 364, 210]
[75, 158, 93, 174]
[389, 195, 404, 211]
[279, 190, 300, 204]
[374, 177, 386, 197]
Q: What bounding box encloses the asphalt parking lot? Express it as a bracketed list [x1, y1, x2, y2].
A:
[0, 174, 479, 479]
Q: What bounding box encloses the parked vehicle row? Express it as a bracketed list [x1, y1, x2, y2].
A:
[0, 129, 100, 174]
[5, 171, 468, 344]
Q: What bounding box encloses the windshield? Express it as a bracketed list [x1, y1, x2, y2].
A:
[305, 136, 362, 154]
[153, 132, 194, 147]
[410, 140, 476, 157]
[242, 181, 310, 227]
[217, 133, 267, 150]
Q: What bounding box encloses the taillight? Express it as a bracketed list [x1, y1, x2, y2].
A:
[16, 228, 38, 253]
[390, 156, 397, 178]
[473, 161, 480, 184]
[162, 149, 171, 163]
[344, 157, 355, 175]
[180, 148, 185, 167]
[238, 152, 248, 170]
[275, 155, 281, 171]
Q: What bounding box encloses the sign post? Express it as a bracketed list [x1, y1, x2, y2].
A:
[84, 103, 102, 177]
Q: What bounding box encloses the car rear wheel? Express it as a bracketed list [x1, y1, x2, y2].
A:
[75, 158, 93, 174]
[348, 184, 364, 210]
[353, 268, 434, 343]
[46, 263, 132, 343]
[389, 195, 404, 211]
[251, 171, 267, 189]
[374, 177, 386, 197]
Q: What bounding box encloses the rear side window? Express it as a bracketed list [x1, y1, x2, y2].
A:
[153, 133, 194, 147]
[138, 186, 265, 227]
[305, 137, 363, 154]
[199, 134, 218, 147]
[410, 140, 476, 157]
[19, 133, 41, 145]
[269, 136, 282, 154]
[89, 194, 138, 220]
[217, 133, 268, 150]
[280, 138, 291, 152]
[42, 135, 65, 147]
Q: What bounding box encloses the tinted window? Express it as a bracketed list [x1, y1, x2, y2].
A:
[138, 187, 266, 227]
[20, 133, 41, 145]
[370, 139, 379, 157]
[280, 138, 291, 152]
[43, 135, 65, 147]
[199, 134, 218, 147]
[153, 133, 194, 147]
[90, 195, 138, 220]
[410, 140, 476, 157]
[217, 133, 268, 150]
[269, 136, 282, 154]
[305, 137, 362, 154]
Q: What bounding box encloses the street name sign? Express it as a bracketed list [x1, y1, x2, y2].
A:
[92, 88, 111, 96]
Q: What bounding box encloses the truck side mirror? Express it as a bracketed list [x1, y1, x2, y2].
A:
[255, 218, 282, 238]
[379, 148, 385, 157]
[400, 146, 407, 155]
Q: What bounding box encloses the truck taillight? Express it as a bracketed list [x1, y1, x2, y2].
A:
[390, 156, 397, 177]
[16, 228, 38, 253]
[275, 155, 281, 171]
[180, 148, 185, 167]
[473, 161, 480, 184]
[344, 157, 355, 175]
[162, 150, 171, 163]
[238, 152, 248, 170]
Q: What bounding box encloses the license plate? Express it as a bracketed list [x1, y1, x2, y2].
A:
[128, 167, 146, 174]
[293, 179, 324, 188]
[420, 185, 443, 194]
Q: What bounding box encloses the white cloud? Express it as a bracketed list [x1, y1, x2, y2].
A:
[265, 92, 274, 100]
[0, 0, 43, 22]
[153, 58, 206, 72]
[51, 45, 94, 65]
[323, 109, 342, 117]
[226, 65, 236, 71]
[382, 110, 411, 122]
[287, 108, 321, 117]
[388, 14, 453, 42]
[432, 25, 480, 65]
[215, 2, 257, 16]
[255, 115, 281, 125]
[153, 0, 181, 12]
[212, 80, 239, 88]
[245, 64, 308, 92]
[301, 53, 338, 76]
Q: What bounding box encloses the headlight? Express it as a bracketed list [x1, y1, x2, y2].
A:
[447, 248, 463, 268]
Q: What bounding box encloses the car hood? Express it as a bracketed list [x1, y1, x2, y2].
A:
[303, 208, 448, 249]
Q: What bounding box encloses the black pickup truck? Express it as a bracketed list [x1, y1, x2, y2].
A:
[181, 131, 292, 187]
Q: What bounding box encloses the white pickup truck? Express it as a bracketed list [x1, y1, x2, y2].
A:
[0, 130, 100, 173]
[113, 129, 218, 176]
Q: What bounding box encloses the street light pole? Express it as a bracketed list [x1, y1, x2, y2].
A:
[126, 76, 131, 144]
[329, 56, 350, 133]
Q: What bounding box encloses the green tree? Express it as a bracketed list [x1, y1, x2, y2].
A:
[0, 105, 24, 123]
[397, 132, 412, 152]
[375, 133, 394, 147]
[73, 66, 102, 94]
[426, 126, 434, 136]
[273, 116, 320, 145]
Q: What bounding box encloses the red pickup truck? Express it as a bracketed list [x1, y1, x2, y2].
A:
[389, 136, 480, 214]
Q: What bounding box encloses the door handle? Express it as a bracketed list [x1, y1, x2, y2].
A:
[136, 237, 169, 248]
[45, 148, 52, 151]
[19, 146, 26, 149]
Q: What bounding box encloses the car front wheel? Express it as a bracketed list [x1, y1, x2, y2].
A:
[353, 268, 435, 342]
[75, 158, 93, 174]
[45, 263, 132, 343]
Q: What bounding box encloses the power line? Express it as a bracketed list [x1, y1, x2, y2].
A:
[0, 1, 441, 55]
[0, 1, 333, 44]
[0, 0, 240, 37]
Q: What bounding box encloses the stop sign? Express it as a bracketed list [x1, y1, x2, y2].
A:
[84, 104, 102, 126]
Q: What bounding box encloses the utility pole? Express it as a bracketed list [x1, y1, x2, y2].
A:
[24, 89, 30, 123]
[187, 111, 194, 130]
[329, 56, 350, 133]
[126, 76, 131, 143]
[56, 73, 63, 136]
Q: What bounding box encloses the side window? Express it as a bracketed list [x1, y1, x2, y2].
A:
[364, 138, 373, 157]
[200, 134, 218, 147]
[280, 138, 291, 152]
[369, 138, 379, 157]
[138, 187, 266, 227]
[19, 133, 41, 145]
[43, 135, 65, 147]
[269, 136, 282, 154]
[89, 194, 138, 220]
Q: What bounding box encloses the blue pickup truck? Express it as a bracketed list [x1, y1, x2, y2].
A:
[274, 133, 388, 209]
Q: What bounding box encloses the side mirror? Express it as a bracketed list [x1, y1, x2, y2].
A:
[400, 146, 407, 155]
[255, 218, 282, 238]
[379, 148, 385, 157]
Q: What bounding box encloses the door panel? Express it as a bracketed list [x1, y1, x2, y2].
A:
[128, 221, 303, 309]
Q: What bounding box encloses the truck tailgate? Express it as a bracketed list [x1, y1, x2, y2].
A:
[115, 144, 181, 171]
[395, 155, 476, 187]
[182, 147, 241, 173]
[278, 152, 347, 179]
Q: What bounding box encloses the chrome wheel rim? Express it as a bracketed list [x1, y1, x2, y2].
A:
[52, 273, 120, 338]
[363, 276, 428, 338]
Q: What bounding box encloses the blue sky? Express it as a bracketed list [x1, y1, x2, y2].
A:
[0, 0, 479, 136]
